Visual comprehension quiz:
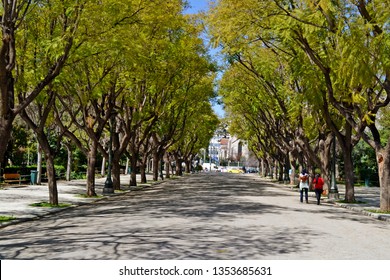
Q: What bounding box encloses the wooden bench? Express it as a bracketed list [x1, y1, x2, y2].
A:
[2, 173, 30, 185]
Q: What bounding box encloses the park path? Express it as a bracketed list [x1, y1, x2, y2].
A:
[0, 173, 389, 259]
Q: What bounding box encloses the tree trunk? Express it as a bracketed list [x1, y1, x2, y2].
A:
[378, 143, 390, 211]
[86, 142, 98, 197]
[165, 156, 171, 179]
[260, 159, 266, 177]
[174, 154, 182, 176]
[278, 160, 283, 181]
[112, 157, 121, 190]
[152, 151, 159, 181]
[289, 152, 297, 184]
[0, 29, 16, 163]
[45, 154, 59, 205]
[140, 162, 147, 183]
[273, 159, 278, 179]
[129, 153, 137, 186]
[0, 120, 13, 165]
[36, 134, 59, 205]
[319, 135, 332, 193]
[64, 142, 72, 181]
[339, 127, 355, 202]
[139, 153, 148, 183]
[185, 160, 191, 174]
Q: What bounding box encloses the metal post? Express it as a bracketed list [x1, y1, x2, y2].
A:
[284, 158, 290, 184]
[103, 114, 115, 195]
[329, 134, 339, 199]
[159, 155, 164, 180]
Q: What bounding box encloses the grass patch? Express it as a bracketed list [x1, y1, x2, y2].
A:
[114, 189, 128, 193]
[30, 202, 72, 208]
[337, 199, 366, 204]
[0, 215, 15, 222]
[366, 209, 390, 215]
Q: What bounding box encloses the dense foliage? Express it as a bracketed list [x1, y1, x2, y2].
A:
[206, 0, 390, 210]
[1, 0, 219, 203]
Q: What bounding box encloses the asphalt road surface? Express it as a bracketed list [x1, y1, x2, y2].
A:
[1, 173, 389, 260]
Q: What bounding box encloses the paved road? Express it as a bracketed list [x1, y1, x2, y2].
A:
[1, 173, 389, 259]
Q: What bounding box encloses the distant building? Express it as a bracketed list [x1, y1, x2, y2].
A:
[206, 131, 258, 168]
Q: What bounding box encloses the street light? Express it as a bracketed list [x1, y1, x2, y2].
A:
[160, 155, 164, 180]
[103, 113, 115, 195]
[329, 133, 339, 199]
[284, 157, 290, 184]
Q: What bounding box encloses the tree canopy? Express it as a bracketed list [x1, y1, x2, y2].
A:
[206, 0, 390, 210]
[1, 0, 219, 204]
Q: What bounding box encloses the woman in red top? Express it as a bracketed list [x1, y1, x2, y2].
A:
[312, 174, 325, 205]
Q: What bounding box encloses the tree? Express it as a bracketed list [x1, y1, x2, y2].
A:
[207, 0, 390, 208]
[269, 0, 390, 208]
[0, 0, 83, 169]
[54, 0, 146, 195]
[5, 0, 85, 204]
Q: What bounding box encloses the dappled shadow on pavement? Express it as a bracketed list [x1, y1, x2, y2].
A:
[0, 173, 387, 259]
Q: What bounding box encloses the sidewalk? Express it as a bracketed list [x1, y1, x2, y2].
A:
[262, 176, 390, 223]
[326, 184, 390, 222]
[0, 174, 161, 228]
[1, 174, 389, 229]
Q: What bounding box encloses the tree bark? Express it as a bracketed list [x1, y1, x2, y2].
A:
[64, 142, 73, 181]
[165, 156, 171, 179]
[112, 158, 121, 191]
[185, 160, 191, 174]
[130, 154, 138, 186]
[378, 140, 390, 211]
[318, 134, 333, 193]
[32, 131, 59, 205]
[175, 154, 183, 176]
[152, 151, 159, 181]
[337, 125, 356, 202]
[140, 162, 147, 183]
[0, 8, 16, 162]
[278, 160, 283, 181]
[86, 141, 98, 197]
[0, 119, 13, 165]
[45, 154, 59, 205]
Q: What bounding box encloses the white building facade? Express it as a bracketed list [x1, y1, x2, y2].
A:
[203, 131, 258, 169]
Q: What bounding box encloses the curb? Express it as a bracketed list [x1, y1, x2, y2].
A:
[332, 201, 390, 222]
[249, 175, 390, 224]
[0, 177, 171, 229]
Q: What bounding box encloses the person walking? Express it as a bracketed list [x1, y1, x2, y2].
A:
[299, 169, 309, 203]
[312, 173, 325, 205]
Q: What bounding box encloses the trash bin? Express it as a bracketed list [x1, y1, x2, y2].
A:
[30, 170, 38, 185]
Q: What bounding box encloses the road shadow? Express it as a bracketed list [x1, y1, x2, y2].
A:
[0, 173, 385, 259]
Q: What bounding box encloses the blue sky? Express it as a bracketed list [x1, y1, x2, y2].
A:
[186, 0, 210, 14]
[185, 1, 225, 118]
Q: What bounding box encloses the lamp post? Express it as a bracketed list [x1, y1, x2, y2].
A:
[103, 113, 115, 195]
[160, 154, 164, 180]
[329, 133, 339, 199]
[284, 157, 290, 184]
